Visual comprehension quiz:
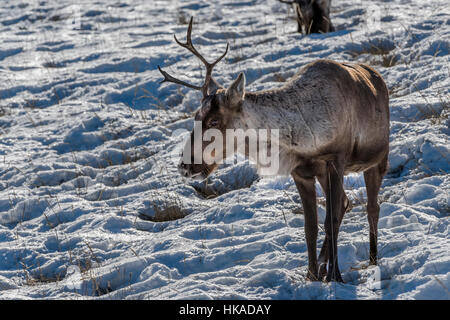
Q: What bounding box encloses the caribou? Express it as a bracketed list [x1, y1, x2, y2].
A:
[278, 0, 335, 34]
[158, 17, 390, 282]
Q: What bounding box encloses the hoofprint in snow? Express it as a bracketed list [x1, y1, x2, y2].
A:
[0, 0, 448, 299]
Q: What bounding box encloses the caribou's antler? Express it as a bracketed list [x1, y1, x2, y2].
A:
[158, 17, 229, 96]
[158, 66, 202, 91]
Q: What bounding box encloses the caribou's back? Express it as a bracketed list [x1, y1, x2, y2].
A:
[293, 60, 389, 169]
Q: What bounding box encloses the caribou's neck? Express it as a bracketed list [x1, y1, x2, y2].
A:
[232, 90, 286, 131]
[232, 87, 326, 160]
[229, 89, 309, 176]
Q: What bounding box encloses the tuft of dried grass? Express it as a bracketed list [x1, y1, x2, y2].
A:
[150, 204, 186, 222]
[348, 41, 400, 68]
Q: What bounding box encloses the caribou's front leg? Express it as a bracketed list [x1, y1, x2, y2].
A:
[324, 157, 345, 282]
[329, 22, 335, 32]
[292, 171, 319, 281]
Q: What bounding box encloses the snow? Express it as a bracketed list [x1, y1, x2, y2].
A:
[0, 0, 448, 299]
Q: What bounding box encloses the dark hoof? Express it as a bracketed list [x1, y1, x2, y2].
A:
[344, 197, 353, 212]
[318, 263, 327, 281]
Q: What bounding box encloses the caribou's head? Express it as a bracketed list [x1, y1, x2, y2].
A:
[158, 17, 246, 180]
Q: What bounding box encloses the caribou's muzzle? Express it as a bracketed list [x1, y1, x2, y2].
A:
[178, 161, 211, 180]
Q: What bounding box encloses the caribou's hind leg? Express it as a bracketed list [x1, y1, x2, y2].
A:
[316, 171, 350, 281]
[363, 155, 388, 265]
[312, 162, 350, 281]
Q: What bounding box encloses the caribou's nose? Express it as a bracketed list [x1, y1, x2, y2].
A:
[178, 161, 189, 177]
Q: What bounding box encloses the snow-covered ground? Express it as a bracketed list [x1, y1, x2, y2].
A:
[0, 0, 448, 299]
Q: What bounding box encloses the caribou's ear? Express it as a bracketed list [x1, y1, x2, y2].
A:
[227, 72, 246, 104]
[207, 78, 222, 96]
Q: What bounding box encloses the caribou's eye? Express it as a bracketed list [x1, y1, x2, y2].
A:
[207, 119, 219, 128]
